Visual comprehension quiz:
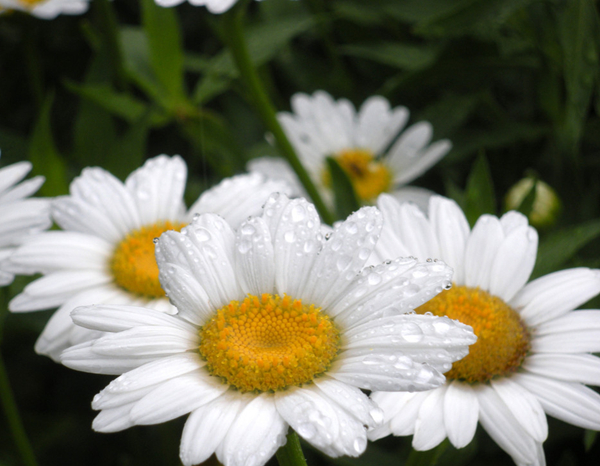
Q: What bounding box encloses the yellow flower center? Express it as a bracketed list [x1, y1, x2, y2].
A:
[416, 285, 530, 383]
[110, 221, 185, 298]
[323, 149, 392, 202]
[199, 294, 340, 392]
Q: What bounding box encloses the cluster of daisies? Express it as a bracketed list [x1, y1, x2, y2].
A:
[2, 85, 600, 466]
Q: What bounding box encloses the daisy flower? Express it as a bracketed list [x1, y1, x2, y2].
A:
[8, 155, 290, 361]
[0, 0, 89, 19]
[154, 0, 237, 14]
[61, 193, 476, 466]
[0, 160, 51, 286]
[369, 194, 600, 466]
[249, 91, 451, 210]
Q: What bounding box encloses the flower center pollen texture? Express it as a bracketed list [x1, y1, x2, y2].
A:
[111, 221, 185, 298]
[324, 149, 392, 201]
[417, 285, 530, 383]
[199, 294, 340, 392]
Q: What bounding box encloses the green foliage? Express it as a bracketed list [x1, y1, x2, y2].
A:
[326, 157, 360, 219]
[463, 154, 496, 226]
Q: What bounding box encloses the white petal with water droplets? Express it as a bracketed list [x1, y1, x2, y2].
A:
[217, 394, 287, 466]
[235, 217, 276, 295]
[368, 392, 417, 440]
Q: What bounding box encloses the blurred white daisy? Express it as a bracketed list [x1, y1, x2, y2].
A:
[9, 155, 291, 361]
[155, 0, 237, 14]
[369, 194, 600, 466]
[0, 160, 50, 286]
[61, 193, 476, 466]
[0, 0, 89, 19]
[249, 91, 451, 210]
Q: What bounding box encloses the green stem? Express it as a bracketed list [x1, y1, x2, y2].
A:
[276, 431, 308, 466]
[95, 0, 128, 89]
[0, 291, 39, 466]
[221, 5, 335, 225]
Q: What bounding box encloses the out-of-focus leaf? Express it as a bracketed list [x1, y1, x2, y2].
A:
[513, 178, 537, 218]
[414, 0, 537, 38]
[326, 157, 360, 220]
[119, 26, 167, 108]
[556, 0, 599, 156]
[464, 153, 495, 225]
[140, 0, 185, 103]
[446, 123, 548, 163]
[341, 42, 440, 71]
[584, 430, 598, 452]
[65, 81, 167, 127]
[532, 220, 600, 278]
[332, 1, 384, 26]
[192, 17, 314, 104]
[417, 93, 480, 138]
[0, 129, 28, 161]
[406, 440, 449, 466]
[108, 115, 149, 180]
[182, 114, 244, 177]
[28, 94, 68, 196]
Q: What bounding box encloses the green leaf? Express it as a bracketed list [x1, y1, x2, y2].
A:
[556, 0, 600, 156]
[65, 81, 167, 126]
[192, 16, 314, 104]
[584, 430, 598, 452]
[326, 157, 360, 220]
[406, 440, 449, 466]
[464, 153, 496, 226]
[28, 94, 68, 196]
[140, 0, 185, 103]
[532, 220, 600, 278]
[340, 42, 440, 71]
[514, 179, 537, 218]
[414, 0, 537, 38]
[108, 116, 149, 180]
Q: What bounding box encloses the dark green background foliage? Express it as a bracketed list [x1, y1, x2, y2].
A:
[1, 0, 600, 464]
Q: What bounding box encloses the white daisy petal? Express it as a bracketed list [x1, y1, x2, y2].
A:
[187, 173, 291, 228]
[477, 384, 539, 465]
[488, 224, 538, 301]
[443, 381, 479, 448]
[247, 157, 304, 198]
[275, 387, 341, 453]
[125, 155, 187, 224]
[70, 167, 142, 236]
[313, 376, 382, 429]
[375, 194, 439, 261]
[429, 196, 470, 283]
[394, 140, 452, 187]
[9, 270, 111, 312]
[92, 405, 136, 433]
[93, 353, 203, 409]
[0, 161, 32, 192]
[270, 198, 322, 298]
[180, 391, 248, 466]
[130, 371, 228, 425]
[368, 392, 418, 440]
[389, 392, 431, 436]
[512, 268, 600, 326]
[413, 386, 447, 451]
[302, 207, 382, 308]
[464, 215, 504, 289]
[71, 304, 195, 333]
[523, 353, 600, 386]
[0, 175, 44, 203]
[34, 286, 123, 361]
[218, 394, 287, 466]
[387, 122, 433, 171]
[531, 310, 600, 353]
[356, 97, 409, 154]
[332, 258, 453, 327]
[8, 232, 111, 273]
[516, 373, 600, 430]
[235, 217, 276, 296]
[491, 377, 548, 442]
